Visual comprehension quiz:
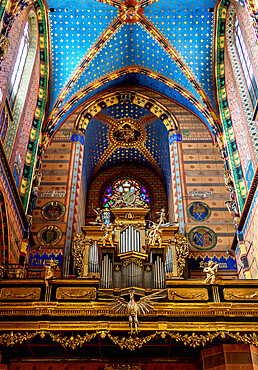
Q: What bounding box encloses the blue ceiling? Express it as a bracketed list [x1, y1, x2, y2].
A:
[46, 0, 217, 118]
[82, 102, 171, 196]
[46, 0, 218, 198]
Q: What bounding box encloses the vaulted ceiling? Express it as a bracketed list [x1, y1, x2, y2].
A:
[44, 0, 219, 197]
[45, 0, 219, 138]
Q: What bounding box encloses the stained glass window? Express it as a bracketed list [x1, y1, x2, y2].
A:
[234, 16, 258, 108]
[103, 178, 150, 208]
[8, 20, 31, 110]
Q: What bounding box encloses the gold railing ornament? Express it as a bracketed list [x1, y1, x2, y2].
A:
[174, 232, 189, 277]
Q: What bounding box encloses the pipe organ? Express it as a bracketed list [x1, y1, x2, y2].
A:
[73, 202, 189, 289]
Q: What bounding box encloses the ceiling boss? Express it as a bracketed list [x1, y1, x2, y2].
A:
[119, 0, 143, 23]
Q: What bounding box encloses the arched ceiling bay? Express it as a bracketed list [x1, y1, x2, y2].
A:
[82, 102, 171, 196]
[45, 0, 219, 137]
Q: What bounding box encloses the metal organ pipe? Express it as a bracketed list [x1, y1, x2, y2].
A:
[120, 226, 140, 253]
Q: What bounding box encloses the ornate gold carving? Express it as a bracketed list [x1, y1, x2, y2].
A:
[0, 265, 4, 279]
[175, 232, 189, 277]
[0, 288, 41, 300]
[0, 35, 9, 62]
[123, 257, 143, 267]
[168, 288, 208, 301]
[0, 330, 257, 350]
[107, 332, 157, 351]
[56, 287, 96, 300]
[72, 233, 89, 277]
[224, 288, 258, 300]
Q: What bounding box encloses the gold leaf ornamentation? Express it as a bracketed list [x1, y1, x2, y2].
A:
[56, 287, 96, 300]
[107, 332, 157, 351]
[168, 288, 208, 301]
[123, 257, 143, 267]
[175, 232, 189, 277]
[0, 288, 41, 300]
[0, 330, 257, 350]
[223, 288, 258, 300]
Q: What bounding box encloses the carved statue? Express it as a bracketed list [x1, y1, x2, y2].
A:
[148, 223, 162, 247]
[43, 259, 59, 286]
[0, 35, 9, 64]
[174, 232, 189, 277]
[202, 260, 218, 284]
[156, 208, 167, 225]
[92, 207, 103, 224]
[101, 222, 115, 247]
[27, 170, 42, 216]
[99, 289, 167, 333]
[148, 208, 168, 247]
[224, 170, 240, 225]
[224, 169, 234, 191]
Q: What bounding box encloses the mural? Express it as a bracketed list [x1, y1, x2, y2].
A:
[187, 202, 211, 222]
[37, 226, 63, 247]
[41, 201, 66, 221]
[188, 226, 217, 250]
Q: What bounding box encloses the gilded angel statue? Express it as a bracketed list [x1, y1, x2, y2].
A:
[99, 289, 167, 333]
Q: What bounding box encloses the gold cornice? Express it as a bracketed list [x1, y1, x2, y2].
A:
[2, 279, 258, 286]
[0, 301, 258, 318]
[0, 321, 258, 333]
[166, 279, 258, 286]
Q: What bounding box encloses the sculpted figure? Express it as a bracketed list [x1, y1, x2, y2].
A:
[43, 259, 59, 286]
[101, 222, 115, 247]
[92, 207, 103, 224]
[202, 260, 218, 284]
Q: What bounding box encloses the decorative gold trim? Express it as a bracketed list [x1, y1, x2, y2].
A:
[1, 301, 258, 318]
[122, 258, 143, 267]
[0, 288, 41, 300]
[56, 287, 96, 300]
[0, 330, 257, 351]
[224, 288, 258, 300]
[168, 288, 208, 301]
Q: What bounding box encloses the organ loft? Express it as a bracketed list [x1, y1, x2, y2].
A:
[72, 181, 189, 290]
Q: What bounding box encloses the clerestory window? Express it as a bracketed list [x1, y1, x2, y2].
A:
[234, 15, 258, 108]
[7, 20, 30, 110]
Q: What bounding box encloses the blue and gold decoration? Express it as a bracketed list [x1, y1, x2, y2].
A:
[29, 250, 63, 267]
[41, 201, 66, 221]
[37, 225, 63, 247]
[188, 226, 217, 250]
[188, 253, 237, 270]
[187, 202, 211, 222]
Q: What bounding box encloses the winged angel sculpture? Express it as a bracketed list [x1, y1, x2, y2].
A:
[99, 289, 167, 333]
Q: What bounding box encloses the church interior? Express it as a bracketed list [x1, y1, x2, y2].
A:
[1, 0, 258, 368]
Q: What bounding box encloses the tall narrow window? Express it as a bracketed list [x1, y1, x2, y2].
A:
[7, 20, 30, 110]
[234, 15, 258, 108]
